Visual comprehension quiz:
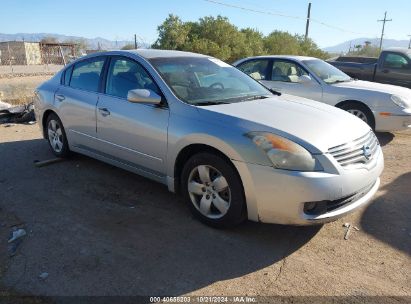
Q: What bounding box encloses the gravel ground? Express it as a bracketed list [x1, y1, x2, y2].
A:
[0, 124, 410, 301]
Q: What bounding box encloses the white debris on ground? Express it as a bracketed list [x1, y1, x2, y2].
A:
[8, 228, 27, 243]
[0, 100, 12, 111]
[39, 272, 49, 280]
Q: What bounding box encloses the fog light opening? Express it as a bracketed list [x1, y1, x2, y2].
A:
[304, 201, 328, 215]
[304, 202, 317, 212]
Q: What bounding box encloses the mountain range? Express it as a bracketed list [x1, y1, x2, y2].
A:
[323, 38, 410, 53]
[0, 33, 136, 50]
[1, 33, 409, 54]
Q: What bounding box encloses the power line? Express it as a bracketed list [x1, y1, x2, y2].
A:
[377, 11, 392, 50]
[203, 0, 375, 36]
[204, 0, 304, 21]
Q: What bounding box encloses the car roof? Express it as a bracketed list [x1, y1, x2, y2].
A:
[235, 55, 318, 64]
[129, 49, 209, 59]
[82, 49, 210, 61]
[383, 47, 411, 54]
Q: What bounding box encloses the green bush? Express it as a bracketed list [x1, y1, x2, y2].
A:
[152, 14, 329, 62]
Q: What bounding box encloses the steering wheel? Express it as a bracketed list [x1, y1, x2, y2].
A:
[209, 82, 224, 89]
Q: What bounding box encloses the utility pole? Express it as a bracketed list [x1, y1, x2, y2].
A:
[378, 11, 392, 51]
[305, 2, 312, 40]
[408, 35, 411, 49]
[134, 34, 138, 49]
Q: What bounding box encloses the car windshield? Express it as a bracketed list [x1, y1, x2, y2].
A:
[149, 57, 272, 105]
[303, 59, 351, 84]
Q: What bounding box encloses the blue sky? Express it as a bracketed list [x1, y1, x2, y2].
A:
[1, 0, 410, 48]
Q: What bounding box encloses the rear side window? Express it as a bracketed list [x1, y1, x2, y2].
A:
[70, 58, 105, 92]
[237, 59, 269, 80]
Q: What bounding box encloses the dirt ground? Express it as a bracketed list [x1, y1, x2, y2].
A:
[0, 124, 410, 301]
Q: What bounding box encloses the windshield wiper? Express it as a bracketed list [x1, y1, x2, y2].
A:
[329, 79, 351, 84]
[241, 95, 271, 101]
[194, 101, 230, 106]
[267, 88, 282, 96]
[258, 83, 281, 96]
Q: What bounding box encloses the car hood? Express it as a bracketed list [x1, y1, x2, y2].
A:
[200, 94, 371, 153]
[332, 80, 411, 98]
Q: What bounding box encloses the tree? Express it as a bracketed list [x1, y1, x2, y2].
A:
[354, 44, 362, 53]
[64, 38, 88, 56]
[40, 36, 59, 44]
[264, 31, 301, 55]
[152, 15, 329, 62]
[296, 35, 329, 59]
[189, 16, 245, 61]
[152, 14, 190, 50]
[241, 28, 265, 57]
[121, 44, 136, 50]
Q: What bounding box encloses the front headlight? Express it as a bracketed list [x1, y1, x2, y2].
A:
[391, 95, 409, 109]
[246, 132, 323, 172]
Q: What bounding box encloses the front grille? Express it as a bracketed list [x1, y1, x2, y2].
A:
[328, 131, 379, 167]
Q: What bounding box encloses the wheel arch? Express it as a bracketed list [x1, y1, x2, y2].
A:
[41, 109, 58, 138]
[173, 143, 249, 222]
[335, 99, 375, 129]
[173, 144, 242, 194]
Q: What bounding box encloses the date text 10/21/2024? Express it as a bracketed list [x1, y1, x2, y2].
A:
[149, 296, 258, 303]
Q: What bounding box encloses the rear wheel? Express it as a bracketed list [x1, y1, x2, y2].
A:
[340, 102, 375, 130]
[181, 152, 246, 228]
[46, 113, 70, 158]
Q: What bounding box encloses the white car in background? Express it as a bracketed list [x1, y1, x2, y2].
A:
[234, 56, 411, 131]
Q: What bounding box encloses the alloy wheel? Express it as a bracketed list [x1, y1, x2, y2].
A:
[187, 165, 231, 219]
[47, 119, 64, 153]
[347, 109, 368, 123]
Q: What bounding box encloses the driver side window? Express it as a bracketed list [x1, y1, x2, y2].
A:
[106, 58, 160, 99]
[383, 53, 409, 69]
[271, 60, 308, 83]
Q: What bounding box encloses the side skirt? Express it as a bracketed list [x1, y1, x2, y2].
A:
[71, 145, 169, 187]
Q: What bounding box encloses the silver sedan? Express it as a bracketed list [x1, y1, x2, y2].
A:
[34, 50, 384, 227]
[234, 55, 411, 132]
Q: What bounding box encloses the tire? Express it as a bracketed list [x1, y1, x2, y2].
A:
[181, 152, 246, 228]
[340, 102, 375, 130]
[45, 113, 70, 158]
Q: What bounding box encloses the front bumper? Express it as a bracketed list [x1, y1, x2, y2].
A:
[374, 108, 411, 131]
[233, 146, 384, 225]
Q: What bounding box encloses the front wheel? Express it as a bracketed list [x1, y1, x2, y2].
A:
[46, 113, 70, 158]
[181, 152, 246, 228]
[340, 102, 375, 130]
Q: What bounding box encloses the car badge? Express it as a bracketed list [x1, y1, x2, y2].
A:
[362, 145, 372, 160]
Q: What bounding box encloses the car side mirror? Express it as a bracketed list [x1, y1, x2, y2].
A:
[298, 75, 313, 84]
[127, 89, 162, 105]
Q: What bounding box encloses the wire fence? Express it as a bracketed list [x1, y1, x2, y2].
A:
[0, 41, 83, 104]
[0, 41, 79, 104]
[0, 41, 81, 78]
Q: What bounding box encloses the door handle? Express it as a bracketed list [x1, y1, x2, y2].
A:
[55, 94, 65, 102]
[382, 69, 390, 73]
[98, 108, 110, 117]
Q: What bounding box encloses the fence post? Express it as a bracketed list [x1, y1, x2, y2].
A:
[59, 45, 66, 66]
[7, 42, 14, 74]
